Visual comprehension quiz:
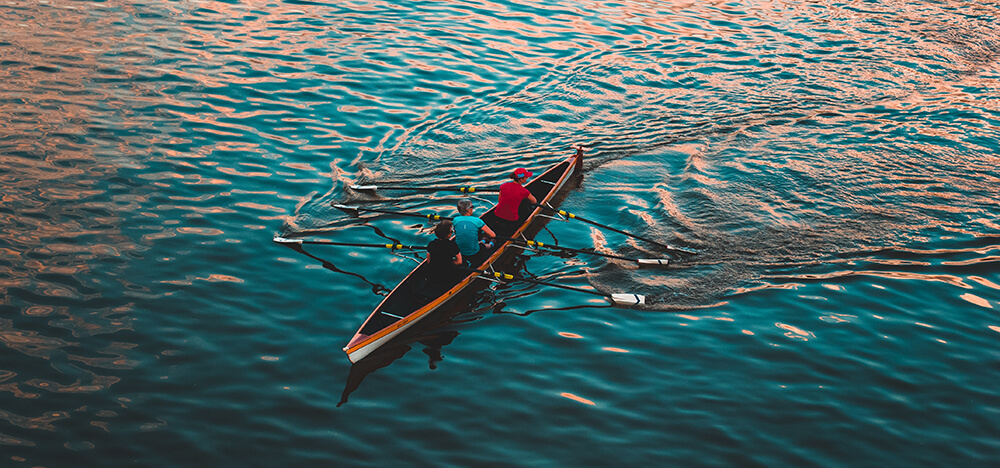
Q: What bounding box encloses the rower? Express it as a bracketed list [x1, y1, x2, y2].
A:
[453, 200, 496, 267]
[492, 167, 537, 237]
[424, 220, 463, 294]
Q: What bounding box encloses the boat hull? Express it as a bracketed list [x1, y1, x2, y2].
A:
[344, 149, 584, 363]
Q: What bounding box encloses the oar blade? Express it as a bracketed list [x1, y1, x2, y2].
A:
[637, 258, 670, 267]
[333, 204, 361, 216]
[610, 293, 645, 306]
[350, 185, 378, 191]
[273, 236, 302, 244]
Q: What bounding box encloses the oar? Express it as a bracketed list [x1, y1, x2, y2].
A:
[350, 184, 500, 194]
[278, 235, 644, 305]
[478, 269, 644, 306]
[333, 204, 453, 221]
[534, 204, 698, 255]
[276, 240, 391, 295]
[273, 237, 423, 250]
[498, 237, 669, 266]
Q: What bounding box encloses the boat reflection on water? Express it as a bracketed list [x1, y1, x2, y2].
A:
[276, 241, 478, 406]
[284, 233, 613, 406]
[336, 282, 613, 406]
[337, 326, 461, 407]
[335, 274, 506, 406]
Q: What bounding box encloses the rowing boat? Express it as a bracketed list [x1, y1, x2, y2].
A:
[343, 149, 585, 363]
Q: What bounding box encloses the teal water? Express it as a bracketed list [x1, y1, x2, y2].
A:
[2, 0, 999, 466]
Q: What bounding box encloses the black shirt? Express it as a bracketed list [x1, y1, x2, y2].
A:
[427, 238, 460, 273]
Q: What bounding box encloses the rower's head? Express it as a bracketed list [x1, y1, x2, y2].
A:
[434, 220, 453, 240]
[511, 168, 533, 182]
[457, 199, 474, 215]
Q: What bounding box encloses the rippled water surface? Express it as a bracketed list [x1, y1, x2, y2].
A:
[2, 0, 999, 466]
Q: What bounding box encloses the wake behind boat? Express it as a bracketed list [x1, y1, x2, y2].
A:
[342, 148, 585, 363]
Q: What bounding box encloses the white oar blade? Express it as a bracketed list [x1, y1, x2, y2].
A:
[637, 258, 669, 267]
[350, 185, 377, 191]
[610, 294, 645, 306]
[273, 237, 302, 244]
[333, 204, 360, 214]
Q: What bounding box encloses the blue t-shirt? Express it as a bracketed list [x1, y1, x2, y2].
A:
[453, 215, 485, 256]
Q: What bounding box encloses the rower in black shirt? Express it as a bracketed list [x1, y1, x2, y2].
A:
[424, 220, 462, 294]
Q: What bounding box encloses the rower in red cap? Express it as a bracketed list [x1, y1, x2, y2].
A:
[492, 167, 538, 237]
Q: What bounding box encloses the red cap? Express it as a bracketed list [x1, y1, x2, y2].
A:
[512, 168, 533, 179]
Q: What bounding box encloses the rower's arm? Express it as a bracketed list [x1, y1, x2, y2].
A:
[481, 224, 496, 239]
[453, 252, 463, 265]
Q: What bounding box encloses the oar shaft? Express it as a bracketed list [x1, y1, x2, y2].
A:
[498, 236, 639, 262]
[559, 210, 669, 249]
[351, 184, 499, 193]
[476, 269, 644, 305]
[536, 205, 696, 254]
[333, 204, 452, 221]
[460, 268, 605, 297]
[497, 272, 605, 296]
[273, 237, 421, 250]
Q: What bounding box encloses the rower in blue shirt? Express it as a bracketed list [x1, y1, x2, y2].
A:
[453, 199, 496, 267]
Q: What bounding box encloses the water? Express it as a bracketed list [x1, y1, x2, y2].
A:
[1, 0, 999, 466]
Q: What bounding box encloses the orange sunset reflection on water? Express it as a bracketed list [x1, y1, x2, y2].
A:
[1, 1, 999, 465]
